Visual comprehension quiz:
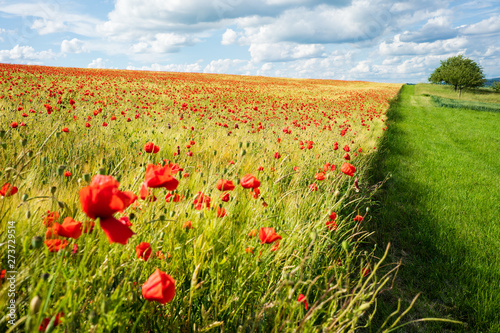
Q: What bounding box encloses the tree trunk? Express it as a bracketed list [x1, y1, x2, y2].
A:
[458, 88, 462, 99]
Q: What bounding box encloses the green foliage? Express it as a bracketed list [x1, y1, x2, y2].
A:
[428, 55, 486, 98]
[493, 81, 500, 92]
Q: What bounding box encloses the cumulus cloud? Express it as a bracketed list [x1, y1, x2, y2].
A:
[204, 59, 250, 74]
[0, 3, 101, 37]
[379, 35, 468, 56]
[126, 62, 203, 72]
[61, 38, 86, 54]
[130, 33, 198, 54]
[399, 16, 458, 43]
[249, 42, 326, 62]
[87, 58, 106, 68]
[221, 29, 238, 45]
[461, 15, 500, 35]
[0, 45, 56, 62]
[239, 2, 394, 45]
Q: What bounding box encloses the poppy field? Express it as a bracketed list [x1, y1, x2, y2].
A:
[0, 63, 402, 332]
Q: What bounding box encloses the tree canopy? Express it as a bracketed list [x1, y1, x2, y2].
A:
[429, 55, 485, 98]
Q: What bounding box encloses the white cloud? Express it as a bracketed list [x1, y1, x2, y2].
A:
[221, 28, 238, 45]
[87, 58, 106, 68]
[239, 2, 394, 45]
[248, 42, 325, 62]
[31, 19, 67, 35]
[399, 15, 458, 43]
[204, 59, 250, 74]
[0, 45, 56, 62]
[126, 62, 203, 72]
[1, 3, 101, 37]
[130, 33, 198, 54]
[379, 35, 468, 56]
[61, 38, 86, 54]
[462, 15, 500, 35]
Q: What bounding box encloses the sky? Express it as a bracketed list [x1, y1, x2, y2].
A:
[0, 0, 499, 83]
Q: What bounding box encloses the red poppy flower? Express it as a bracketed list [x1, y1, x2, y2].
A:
[259, 227, 282, 244]
[43, 211, 60, 227]
[144, 164, 179, 191]
[10, 122, 18, 128]
[221, 192, 230, 202]
[0, 183, 18, 197]
[245, 247, 254, 254]
[80, 175, 137, 220]
[309, 183, 317, 191]
[298, 294, 308, 310]
[64, 171, 72, 177]
[343, 145, 350, 152]
[248, 229, 257, 238]
[142, 269, 176, 304]
[240, 174, 260, 189]
[326, 220, 337, 231]
[216, 207, 226, 218]
[340, 163, 356, 177]
[99, 216, 135, 244]
[39, 312, 64, 332]
[314, 172, 325, 181]
[62, 127, 69, 132]
[216, 179, 235, 191]
[193, 192, 210, 210]
[57, 217, 82, 239]
[252, 188, 260, 199]
[183, 221, 192, 230]
[329, 212, 337, 220]
[274, 152, 281, 159]
[136, 242, 152, 261]
[344, 153, 350, 160]
[44, 239, 69, 252]
[144, 142, 160, 153]
[354, 215, 364, 222]
[165, 192, 184, 203]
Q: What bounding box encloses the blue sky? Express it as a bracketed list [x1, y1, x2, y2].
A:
[0, 0, 499, 83]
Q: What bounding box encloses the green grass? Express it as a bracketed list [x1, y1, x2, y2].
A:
[369, 85, 500, 332]
[416, 83, 500, 103]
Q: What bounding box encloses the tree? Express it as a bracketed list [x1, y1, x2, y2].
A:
[493, 81, 500, 93]
[428, 55, 486, 98]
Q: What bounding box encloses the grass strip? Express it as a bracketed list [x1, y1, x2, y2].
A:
[430, 95, 500, 113]
[369, 84, 500, 332]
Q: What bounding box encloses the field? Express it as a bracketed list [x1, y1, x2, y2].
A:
[370, 84, 500, 332]
[0, 64, 403, 332]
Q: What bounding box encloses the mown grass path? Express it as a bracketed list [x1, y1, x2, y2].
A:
[370, 85, 500, 332]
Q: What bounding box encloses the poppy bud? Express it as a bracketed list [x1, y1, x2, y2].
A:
[22, 194, 28, 201]
[21, 138, 28, 146]
[30, 295, 42, 314]
[0, 130, 5, 138]
[50, 186, 57, 194]
[32, 236, 43, 248]
[83, 173, 91, 182]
